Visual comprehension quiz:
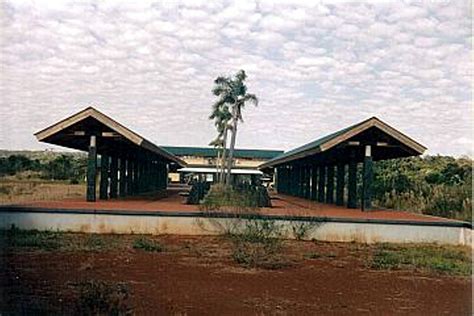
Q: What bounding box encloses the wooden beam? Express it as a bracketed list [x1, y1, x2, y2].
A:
[318, 165, 325, 202]
[362, 145, 373, 211]
[99, 154, 109, 200]
[86, 135, 97, 202]
[109, 156, 118, 198]
[336, 163, 345, 206]
[347, 159, 357, 209]
[311, 164, 318, 200]
[326, 165, 334, 204]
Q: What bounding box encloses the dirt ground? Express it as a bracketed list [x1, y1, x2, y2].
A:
[0, 234, 471, 315]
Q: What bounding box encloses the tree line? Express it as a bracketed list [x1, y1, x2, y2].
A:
[0, 154, 87, 183]
[373, 155, 472, 221]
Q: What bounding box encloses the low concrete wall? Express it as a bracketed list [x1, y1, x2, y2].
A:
[0, 210, 471, 246]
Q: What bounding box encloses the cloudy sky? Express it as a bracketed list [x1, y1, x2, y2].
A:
[0, 0, 472, 156]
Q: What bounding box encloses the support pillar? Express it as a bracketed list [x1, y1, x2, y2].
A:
[133, 159, 139, 194]
[362, 145, 373, 211]
[317, 165, 325, 202]
[99, 154, 109, 200]
[290, 165, 296, 196]
[110, 156, 118, 198]
[326, 165, 334, 204]
[311, 164, 318, 200]
[126, 159, 133, 195]
[304, 165, 311, 199]
[300, 165, 304, 198]
[336, 163, 345, 206]
[348, 158, 357, 209]
[119, 158, 127, 197]
[86, 135, 97, 202]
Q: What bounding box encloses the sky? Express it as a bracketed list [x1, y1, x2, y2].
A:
[0, 0, 472, 156]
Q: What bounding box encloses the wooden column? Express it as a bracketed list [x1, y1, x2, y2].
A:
[287, 165, 292, 195]
[109, 156, 118, 198]
[336, 163, 345, 206]
[133, 159, 139, 194]
[362, 145, 373, 211]
[311, 164, 318, 200]
[326, 165, 334, 204]
[126, 159, 133, 196]
[99, 154, 109, 200]
[86, 135, 97, 202]
[304, 165, 311, 199]
[119, 158, 127, 197]
[317, 165, 325, 202]
[298, 165, 304, 197]
[348, 159, 357, 209]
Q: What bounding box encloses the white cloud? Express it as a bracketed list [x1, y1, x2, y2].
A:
[0, 0, 471, 156]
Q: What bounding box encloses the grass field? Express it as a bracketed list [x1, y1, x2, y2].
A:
[0, 177, 85, 204]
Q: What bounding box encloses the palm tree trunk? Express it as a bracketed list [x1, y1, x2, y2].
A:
[225, 114, 238, 186]
[220, 126, 228, 184]
[216, 149, 221, 183]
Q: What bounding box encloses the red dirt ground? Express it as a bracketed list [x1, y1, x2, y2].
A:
[11, 186, 462, 224]
[0, 234, 471, 315]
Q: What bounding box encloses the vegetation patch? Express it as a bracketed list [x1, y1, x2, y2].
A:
[1, 226, 63, 250]
[200, 183, 271, 211]
[225, 218, 292, 269]
[74, 280, 132, 315]
[370, 243, 471, 276]
[132, 236, 163, 252]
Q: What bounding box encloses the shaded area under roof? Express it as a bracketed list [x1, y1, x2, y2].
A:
[34, 107, 186, 166]
[161, 146, 283, 160]
[260, 117, 427, 169]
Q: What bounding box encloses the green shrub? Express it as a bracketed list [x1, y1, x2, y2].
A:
[75, 280, 132, 315]
[289, 220, 323, 241]
[226, 218, 289, 269]
[83, 234, 107, 251]
[132, 236, 163, 252]
[200, 183, 271, 212]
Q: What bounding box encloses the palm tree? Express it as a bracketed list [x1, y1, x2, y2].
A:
[211, 70, 257, 185]
[209, 136, 223, 182]
[209, 97, 232, 184]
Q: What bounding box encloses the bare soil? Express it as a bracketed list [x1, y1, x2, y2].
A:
[0, 234, 471, 315]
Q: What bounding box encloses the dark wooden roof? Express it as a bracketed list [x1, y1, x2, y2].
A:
[34, 107, 186, 166]
[260, 117, 427, 169]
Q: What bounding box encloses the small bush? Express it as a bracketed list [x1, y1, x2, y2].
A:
[304, 252, 322, 259]
[370, 243, 471, 276]
[132, 236, 163, 252]
[84, 234, 107, 251]
[289, 220, 323, 241]
[226, 218, 290, 269]
[75, 280, 132, 315]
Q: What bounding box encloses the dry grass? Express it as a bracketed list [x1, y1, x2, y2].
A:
[0, 178, 85, 204]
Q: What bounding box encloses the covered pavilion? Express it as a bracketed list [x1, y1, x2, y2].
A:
[259, 117, 427, 211]
[34, 107, 186, 202]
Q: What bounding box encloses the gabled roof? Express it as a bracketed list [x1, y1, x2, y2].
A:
[161, 146, 283, 160]
[259, 117, 427, 169]
[35, 107, 186, 166]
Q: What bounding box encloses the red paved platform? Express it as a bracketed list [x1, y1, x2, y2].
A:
[5, 186, 463, 225]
